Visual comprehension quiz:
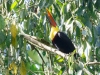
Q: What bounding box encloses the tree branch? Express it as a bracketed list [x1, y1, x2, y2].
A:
[85, 62, 100, 65]
[83, 68, 93, 75]
[20, 31, 69, 59]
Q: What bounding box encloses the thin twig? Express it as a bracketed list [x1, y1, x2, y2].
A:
[35, 47, 45, 64]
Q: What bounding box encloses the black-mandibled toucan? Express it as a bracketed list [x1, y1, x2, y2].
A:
[46, 9, 75, 54]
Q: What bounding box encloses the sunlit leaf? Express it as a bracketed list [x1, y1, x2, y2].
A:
[11, 0, 19, 10]
[18, 0, 24, 6]
[55, 0, 63, 8]
[58, 66, 65, 75]
[27, 50, 42, 64]
[76, 70, 82, 75]
[9, 61, 18, 75]
[75, 20, 83, 28]
[66, 3, 71, 12]
[58, 58, 64, 63]
[30, 64, 41, 71]
[61, 3, 66, 14]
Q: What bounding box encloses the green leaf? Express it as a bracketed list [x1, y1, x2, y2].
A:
[58, 58, 64, 63]
[7, 0, 12, 12]
[96, 48, 100, 61]
[18, 0, 24, 6]
[11, 0, 19, 10]
[83, 13, 92, 29]
[82, 30, 87, 36]
[58, 66, 66, 75]
[18, 36, 23, 49]
[53, 4, 61, 18]
[87, 0, 93, 12]
[27, 50, 42, 64]
[0, 31, 6, 44]
[75, 6, 85, 16]
[96, 25, 100, 36]
[76, 70, 82, 75]
[20, 9, 24, 20]
[76, 26, 80, 38]
[55, 0, 63, 8]
[39, 0, 47, 9]
[0, 15, 5, 30]
[30, 64, 42, 71]
[75, 20, 82, 28]
[58, 66, 65, 75]
[61, 3, 66, 14]
[95, 0, 100, 10]
[6, 34, 11, 48]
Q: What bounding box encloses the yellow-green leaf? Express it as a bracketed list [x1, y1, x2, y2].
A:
[20, 60, 27, 75]
[5, 69, 9, 75]
[58, 58, 64, 63]
[11, 37, 17, 47]
[9, 61, 18, 75]
[11, 0, 19, 10]
[10, 23, 17, 38]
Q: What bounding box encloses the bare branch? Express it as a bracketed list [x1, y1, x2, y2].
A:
[85, 62, 100, 65]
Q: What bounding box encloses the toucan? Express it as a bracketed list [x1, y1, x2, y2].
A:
[46, 9, 75, 54]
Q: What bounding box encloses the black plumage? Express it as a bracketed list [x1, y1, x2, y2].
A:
[52, 31, 75, 54]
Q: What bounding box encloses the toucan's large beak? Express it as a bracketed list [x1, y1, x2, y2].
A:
[46, 8, 57, 27]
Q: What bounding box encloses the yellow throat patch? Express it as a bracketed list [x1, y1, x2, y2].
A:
[49, 26, 59, 40]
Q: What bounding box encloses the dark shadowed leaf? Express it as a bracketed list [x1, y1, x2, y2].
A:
[6, 34, 11, 48]
[95, 0, 100, 10]
[76, 26, 81, 38]
[96, 25, 100, 36]
[83, 13, 92, 29]
[0, 31, 6, 44]
[53, 4, 61, 18]
[0, 15, 5, 30]
[75, 6, 85, 16]
[7, 0, 12, 12]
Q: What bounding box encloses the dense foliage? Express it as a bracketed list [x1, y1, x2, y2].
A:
[0, 0, 100, 75]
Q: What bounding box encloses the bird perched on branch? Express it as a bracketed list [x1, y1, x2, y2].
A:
[46, 8, 75, 54]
